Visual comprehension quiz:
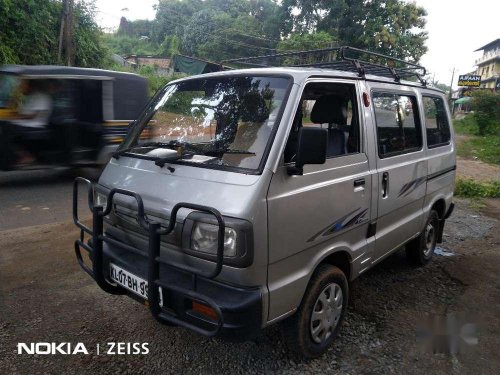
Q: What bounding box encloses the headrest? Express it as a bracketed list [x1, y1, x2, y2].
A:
[310, 95, 347, 125]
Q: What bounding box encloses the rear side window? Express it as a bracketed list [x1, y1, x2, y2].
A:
[422, 96, 451, 147]
[372, 92, 422, 157]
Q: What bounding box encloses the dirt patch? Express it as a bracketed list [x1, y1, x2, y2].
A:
[456, 156, 500, 182]
[455, 135, 500, 182]
[481, 198, 500, 220]
[0, 200, 499, 374]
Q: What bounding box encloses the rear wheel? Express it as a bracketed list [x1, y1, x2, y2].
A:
[406, 210, 439, 266]
[282, 264, 348, 359]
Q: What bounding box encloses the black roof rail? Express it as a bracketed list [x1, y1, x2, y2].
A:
[220, 46, 427, 86]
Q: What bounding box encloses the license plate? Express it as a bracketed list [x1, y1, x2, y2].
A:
[109, 263, 163, 305]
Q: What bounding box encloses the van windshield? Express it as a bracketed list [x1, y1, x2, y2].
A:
[120, 75, 291, 172]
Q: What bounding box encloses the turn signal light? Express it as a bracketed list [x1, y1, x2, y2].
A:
[192, 301, 217, 321]
[363, 92, 370, 107]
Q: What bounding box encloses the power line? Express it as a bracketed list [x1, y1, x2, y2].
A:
[156, 6, 279, 48]
[218, 36, 276, 51]
[113, 7, 280, 58]
[216, 28, 280, 43]
[153, 15, 278, 51]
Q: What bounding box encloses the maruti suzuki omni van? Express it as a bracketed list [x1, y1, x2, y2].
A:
[73, 47, 455, 358]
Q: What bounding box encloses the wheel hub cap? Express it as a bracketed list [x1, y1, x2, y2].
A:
[310, 282, 343, 344]
[424, 223, 435, 257]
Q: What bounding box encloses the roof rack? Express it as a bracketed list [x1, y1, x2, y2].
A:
[220, 46, 427, 86]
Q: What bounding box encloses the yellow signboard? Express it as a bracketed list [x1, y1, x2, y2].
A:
[458, 75, 481, 87]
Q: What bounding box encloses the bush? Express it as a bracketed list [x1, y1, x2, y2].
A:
[104, 62, 187, 96]
[136, 66, 186, 95]
[455, 179, 500, 198]
[453, 114, 478, 135]
[470, 90, 500, 136]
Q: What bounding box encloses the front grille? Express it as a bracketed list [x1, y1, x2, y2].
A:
[108, 204, 182, 248]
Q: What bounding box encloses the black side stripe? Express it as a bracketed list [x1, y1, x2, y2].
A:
[427, 165, 456, 181]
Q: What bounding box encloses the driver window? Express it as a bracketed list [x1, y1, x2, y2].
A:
[284, 82, 360, 164]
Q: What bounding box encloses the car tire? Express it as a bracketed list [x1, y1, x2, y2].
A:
[406, 210, 439, 266]
[281, 264, 348, 359]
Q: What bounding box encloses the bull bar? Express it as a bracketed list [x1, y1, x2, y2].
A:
[72, 177, 227, 337]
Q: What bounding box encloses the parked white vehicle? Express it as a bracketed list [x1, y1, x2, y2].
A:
[73, 47, 455, 358]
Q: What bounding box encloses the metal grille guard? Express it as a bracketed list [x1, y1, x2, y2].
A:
[73, 177, 226, 337]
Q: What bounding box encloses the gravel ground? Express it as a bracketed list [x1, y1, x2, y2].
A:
[0, 198, 499, 374]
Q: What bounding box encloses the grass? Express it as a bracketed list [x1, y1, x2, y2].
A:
[455, 178, 500, 198]
[468, 198, 487, 210]
[453, 115, 479, 135]
[457, 136, 500, 165]
[453, 115, 500, 165]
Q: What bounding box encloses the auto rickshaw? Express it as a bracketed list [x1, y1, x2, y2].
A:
[0, 65, 149, 170]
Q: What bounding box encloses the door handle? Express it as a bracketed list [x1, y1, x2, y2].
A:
[353, 178, 365, 192]
[353, 178, 365, 187]
[382, 172, 389, 198]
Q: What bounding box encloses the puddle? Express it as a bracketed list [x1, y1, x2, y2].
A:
[435, 246, 455, 257]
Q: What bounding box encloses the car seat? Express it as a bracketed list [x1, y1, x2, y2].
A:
[310, 95, 347, 157]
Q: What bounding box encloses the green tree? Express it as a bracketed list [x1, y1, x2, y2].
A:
[73, 0, 109, 67]
[153, 0, 203, 44]
[277, 32, 335, 51]
[106, 0, 429, 65]
[194, 12, 279, 61]
[471, 90, 500, 136]
[276, 32, 335, 65]
[433, 82, 451, 96]
[0, 0, 108, 68]
[130, 19, 155, 38]
[151, 0, 283, 61]
[117, 17, 132, 36]
[181, 9, 219, 56]
[281, 0, 428, 61]
[158, 35, 181, 57]
[103, 35, 159, 56]
[0, 0, 60, 65]
[118, 17, 155, 39]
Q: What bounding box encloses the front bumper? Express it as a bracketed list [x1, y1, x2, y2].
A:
[73, 177, 262, 341]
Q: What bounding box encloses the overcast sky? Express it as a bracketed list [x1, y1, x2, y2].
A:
[95, 0, 499, 87]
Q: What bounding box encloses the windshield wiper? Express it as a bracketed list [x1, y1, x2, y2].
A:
[162, 140, 207, 154]
[154, 147, 256, 168]
[112, 141, 205, 159]
[112, 141, 255, 168]
[225, 149, 256, 155]
[154, 148, 195, 167]
[210, 148, 256, 155]
[112, 142, 168, 159]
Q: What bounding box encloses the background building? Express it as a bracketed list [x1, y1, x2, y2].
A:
[123, 55, 172, 76]
[474, 38, 499, 90]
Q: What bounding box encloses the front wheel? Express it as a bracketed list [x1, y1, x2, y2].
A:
[281, 264, 348, 359]
[406, 210, 439, 266]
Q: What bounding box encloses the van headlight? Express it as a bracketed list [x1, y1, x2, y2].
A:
[182, 212, 254, 267]
[191, 222, 237, 257]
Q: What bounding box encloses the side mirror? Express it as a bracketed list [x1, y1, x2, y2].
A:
[288, 127, 328, 175]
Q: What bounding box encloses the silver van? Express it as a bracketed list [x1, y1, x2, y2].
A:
[73, 47, 455, 358]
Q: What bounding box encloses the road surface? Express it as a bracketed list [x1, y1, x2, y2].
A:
[0, 168, 101, 231]
[1, 198, 499, 374]
[1, 166, 500, 374]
